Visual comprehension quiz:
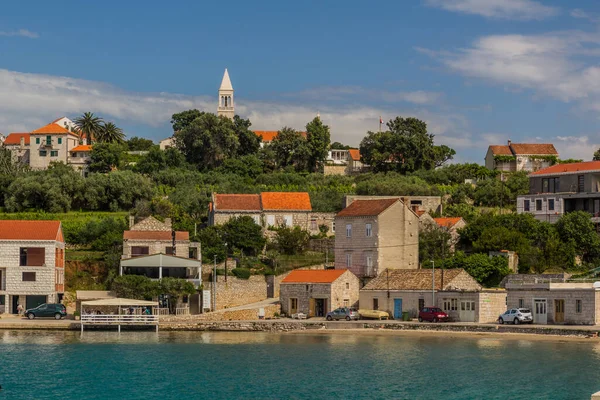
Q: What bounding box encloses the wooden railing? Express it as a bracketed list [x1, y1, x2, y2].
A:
[176, 307, 190, 316]
[152, 307, 170, 316]
[81, 315, 159, 325]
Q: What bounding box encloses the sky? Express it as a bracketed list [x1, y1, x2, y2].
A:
[1, 0, 600, 163]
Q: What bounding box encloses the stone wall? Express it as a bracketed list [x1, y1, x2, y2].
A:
[129, 216, 172, 231]
[207, 275, 270, 311]
[323, 165, 347, 176]
[162, 304, 281, 322]
[478, 291, 508, 323]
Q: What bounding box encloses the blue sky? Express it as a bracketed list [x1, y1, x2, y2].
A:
[1, 0, 600, 163]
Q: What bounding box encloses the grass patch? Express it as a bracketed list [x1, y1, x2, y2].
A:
[66, 250, 104, 262]
[0, 211, 128, 222]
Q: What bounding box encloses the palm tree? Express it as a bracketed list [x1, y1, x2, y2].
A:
[100, 122, 125, 144]
[74, 112, 103, 145]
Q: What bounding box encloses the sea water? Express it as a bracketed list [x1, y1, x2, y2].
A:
[0, 330, 598, 399]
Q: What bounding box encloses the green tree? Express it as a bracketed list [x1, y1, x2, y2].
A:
[432, 145, 456, 168]
[269, 127, 310, 171]
[305, 116, 331, 172]
[196, 226, 226, 263]
[419, 225, 452, 264]
[134, 146, 186, 174]
[89, 143, 127, 173]
[274, 226, 310, 255]
[171, 109, 202, 132]
[233, 115, 261, 156]
[174, 112, 239, 170]
[74, 112, 103, 145]
[222, 216, 266, 256]
[159, 277, 197, 313]
[98, 122, 125, 144]
[111, 275, 160, 300]
[441, 252, 510, 287]
[330, 141, 351, 150]
[556, 211, 600, 261]
[127, 136, 155, 151]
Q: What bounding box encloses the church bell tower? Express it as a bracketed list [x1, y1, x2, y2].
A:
[217, 68, 234, 119]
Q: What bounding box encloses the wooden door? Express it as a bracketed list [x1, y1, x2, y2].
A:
[309, 298, 315, 317]
[555, 299, 565, 323]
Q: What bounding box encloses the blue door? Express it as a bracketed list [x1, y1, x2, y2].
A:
[394, 299, 403, 319]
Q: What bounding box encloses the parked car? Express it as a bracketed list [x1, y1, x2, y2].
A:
[418, 307, 449, 322]
[25, 303, 67, 320]
[326, 307, 359, 321]
[358, 309, 390, 320]
[498, 308, 533, 325]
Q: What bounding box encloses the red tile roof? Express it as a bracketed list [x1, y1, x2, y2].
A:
[282, 269, 347, 284]
[214, 194, 261, 211]
[32, 123, 78, 136]
[337, 199, 398, 217]
[509, 143, 557, 155]
[0, 220, 62, 241]
[253, 131, 307, 143]
[71, 145, 92, 152]
[488, 145, 512, 156]
[123, 231, 189, 241]
[3, 133, 30, 145]
[261, 192, 311, 211]
[348, 149, 361, 161]
[433, 217, 463, 229]
[530, 160, 600, 176]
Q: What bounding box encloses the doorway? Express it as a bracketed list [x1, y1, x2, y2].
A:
[313, 298, 327, 317]
[459, 300, 476, 322]
[26, 295, 47, 310]
[533, 299, 547, 324]
[554, 299, 565, 323]
[418, 298, 425, 312]
[394, 299, 403, 319]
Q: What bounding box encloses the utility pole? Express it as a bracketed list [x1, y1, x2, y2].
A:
[431, 260, 435, 306]
[224, 242, 228, 282]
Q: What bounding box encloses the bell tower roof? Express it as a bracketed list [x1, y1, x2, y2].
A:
[219, 68, 233, 91]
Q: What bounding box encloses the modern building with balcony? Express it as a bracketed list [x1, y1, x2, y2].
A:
[517, 161, 600, 223]
[334, 198, 419, 282]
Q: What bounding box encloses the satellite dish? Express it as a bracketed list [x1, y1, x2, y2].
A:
[593, 281, 600, 289]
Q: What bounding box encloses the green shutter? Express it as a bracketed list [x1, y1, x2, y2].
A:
[36, 137, 40, 144]
[58, 138, 62, 145]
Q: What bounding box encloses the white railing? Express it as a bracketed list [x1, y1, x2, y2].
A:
[153, 307, 170, 316]
[81, 315, 159, 325]
[176, 307, 190, 316]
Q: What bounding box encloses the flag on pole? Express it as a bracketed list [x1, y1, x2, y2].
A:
[379, 116, 383, 124]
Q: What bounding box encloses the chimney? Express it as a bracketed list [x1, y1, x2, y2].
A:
[19, 136, 24, 149]
[507, 139, 512, 146]
[165, 218, 172, 229]
[129, 215, 135, 228]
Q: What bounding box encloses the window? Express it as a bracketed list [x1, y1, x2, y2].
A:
[578, 175, 585, 192]
[22, 272, 36, 282]
[331, 221, 335, 233]
[365, 223, 372, 237]
[373, 298, 379, 310]
[519, 299, 525, 308]
[343, 299, 349, 307]
[345, 283, 350, 290]
[165, 247, 175, 255]
[536, 199, 543, 211]
[310, 219, 317, 231]
[58, 138, 62, 145]
[39, 150, 47, 157]
[283, 215, 293, 227]
[19, 247, 45, 266]
[548, 199, 555, 211]
[131, 246, 149, 257]
[576, 299, 582, 313]
[290, 298, 298, 312]
[366, 254, 373, 268]
[542, 179, 549, 193]
[252, 215, 261, 225]
[451, 299, 458, 311]
[50, 150, 58, 157]
[46, 136, 51, 146]
[346, 224, 352, 238]
[266, 215, 275, 226]
[524, 200, 530, 212]
[346, 253, 352, 268]
[35, 137, 40, 144]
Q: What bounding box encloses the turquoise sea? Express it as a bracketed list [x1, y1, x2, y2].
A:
[0, 330, 598, 399]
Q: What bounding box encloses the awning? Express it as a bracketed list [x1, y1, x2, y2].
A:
[120, 253, 202, 268]
[81, 298, 158, 307]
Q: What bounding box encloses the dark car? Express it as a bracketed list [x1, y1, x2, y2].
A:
[326, 307, 360, 321]
[25, 303, 67, 320]
[418, 307, 449, 323]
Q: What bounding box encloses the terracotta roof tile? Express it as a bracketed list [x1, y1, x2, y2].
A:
[362, 269, 479, 291]
[530, 160, 600, 176]
[3, 133, 30, 145]
[348, 149, 361, 161]
[433, 217, 463, 229]
[71, 145, 92, 152]
[123, 231, 189, 241]
[336, 199, 398, 217]
[261, 192, 311, 211]
[32, 123, 72, 134]
[509, 143, 557, 155]
[488, 145, 512, 155]
[0, 220, 62, 241]
[214, 194, 261, 211]
[253, 131, 307, 143]
[282, 269, 347, 284]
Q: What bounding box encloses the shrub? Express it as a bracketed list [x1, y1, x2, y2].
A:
[232, 267, 251, 279]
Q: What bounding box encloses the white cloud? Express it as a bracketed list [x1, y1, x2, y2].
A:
[424, 0, 559, 20]
[0, 68, 468, 150]
[0, 29, 38, 39]
[287, 86, 443, 105]
[555, 135, 600, 160]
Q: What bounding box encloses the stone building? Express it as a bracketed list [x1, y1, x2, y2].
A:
[2, 133, 30, 164]
[334, 198, 419, 280]
[0, 220, 65, 314]
[359, 269, 506, 322]
[344, 195, 442, 215]
[29, 120, 80, 170]
[209, 192, 335, 236]
[280, 269, 360, 317]
[433, 217, 467, 251]
[122, 216, 199, 259]
[485, 140, 558, 172]
[68, 144, 92, 177]
[324, 149, 365, 176]
[217, 68, 235, 120]
[504, 278, 600, 325]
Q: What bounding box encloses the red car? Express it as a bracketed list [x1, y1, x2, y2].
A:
[418, 307, 449, 323]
